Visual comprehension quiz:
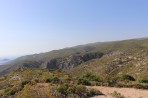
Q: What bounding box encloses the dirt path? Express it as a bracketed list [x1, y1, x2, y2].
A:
[87, 86, 148, 98]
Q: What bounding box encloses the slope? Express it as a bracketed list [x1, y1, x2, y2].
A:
[0, 38, 148, 76]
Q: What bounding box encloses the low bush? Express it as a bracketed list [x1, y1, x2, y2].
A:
[4, 88, 13, 95]
[111, 91, 125, 98]
[21, 80, 31, 88]
[77, 73, 100, 85]
[30, 78, 39, 85]
[56, 84, 68, 95]
[119, 75, 135, 81]
[78, 78, 91, 85]
[87, 88, 103, 97]
[4, 88, 17, 96]
[46, 76, 60, 84]
[138, 77, 148, 83]
[83, 73, 100, 81]
[51, 83, 102, 98]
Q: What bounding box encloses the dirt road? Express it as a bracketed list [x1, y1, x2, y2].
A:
[87, 86, 148, 98]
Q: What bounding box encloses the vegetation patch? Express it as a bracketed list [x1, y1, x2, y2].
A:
[77, 73, 100, 86]
[111, 91, 125, 98]
[119, 75, 135, 81]
[51, 83, 103, 98]
[138, 77, 148, 84]
[0, 68, 104, 98]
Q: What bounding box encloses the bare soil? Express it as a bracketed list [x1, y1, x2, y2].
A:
[87, 86, 148, 98]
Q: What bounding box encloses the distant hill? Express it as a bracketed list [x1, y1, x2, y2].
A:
[0, 37, 148, 77]
[0, 59, 11, 65]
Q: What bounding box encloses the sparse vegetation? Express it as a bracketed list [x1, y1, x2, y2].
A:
[46, 76, 61, 84]
[50, 83, 103, 98]
[119, 75, 135, 81]
[0, 68, 103, 98]
[111, 91, 125, 98]
[0, 38, 148, 97]
[138, 77, 148, 84]
[77, 73, 100, 85]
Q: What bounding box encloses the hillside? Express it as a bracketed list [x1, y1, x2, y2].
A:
[70, 40, 148, 78]
[0, 68, 103, 98]
[0, 38, 148, 77]
[0, 38, 148, 98]
[0, 68, 148, 98]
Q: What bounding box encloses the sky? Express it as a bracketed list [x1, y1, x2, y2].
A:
[0, 0, 148, 58]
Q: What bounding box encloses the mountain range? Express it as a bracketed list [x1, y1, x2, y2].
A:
[0, 37, 148, 78]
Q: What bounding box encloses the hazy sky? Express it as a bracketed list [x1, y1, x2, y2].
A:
[0, 0, 148, 57]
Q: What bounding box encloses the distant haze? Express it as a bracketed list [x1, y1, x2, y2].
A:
[0, 0, 148, 57]
[0, 59, 12, 65]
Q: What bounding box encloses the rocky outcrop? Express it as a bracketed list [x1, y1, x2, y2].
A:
[44, 52, 104, 71]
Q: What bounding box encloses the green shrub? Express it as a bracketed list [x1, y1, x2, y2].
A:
[74, 85, 87, 97]
[56, 85, 67, 95]
[83, 73, 99, 81]
[119, 75, 135, 81]
[30, 78, 39, 85]
[87, 89, 103, 97]
[78, 78, 91, 85]
[21, 80, 31, 88]
[46, 76, 60, 84]
[67, 86, 75, 94]
[45, 78, 51, 83]
[138, 77, 148, 83]
[111, 91, 125, 98]
[51, 77, 60, 83]
[54, 84, 100, 98]
[4, 88, 16, 96]
[4, 88, 12, 95]
[77, 73, 100, 85]
[133, 83, 143, 89]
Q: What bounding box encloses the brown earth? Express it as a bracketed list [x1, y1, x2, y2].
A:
[87, 86, 148, 98]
